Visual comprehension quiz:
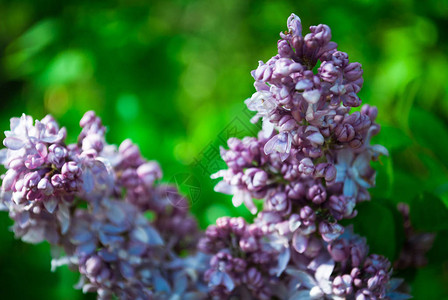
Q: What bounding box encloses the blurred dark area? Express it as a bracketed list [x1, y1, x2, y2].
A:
[0, 0, 447, 298]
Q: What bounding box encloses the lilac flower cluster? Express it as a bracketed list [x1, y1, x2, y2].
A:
[0, 112, 204, 299]
[198, 216, 288, 299]
[282, 227, 398, 300]
[213, 14, 388, 239]
[206, 14, 409, 299]
[199, 216, 407, 299]
[0, 13, 417, 300]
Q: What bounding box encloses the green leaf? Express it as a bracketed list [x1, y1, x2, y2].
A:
[410, 264, 448, 300]
[409, 192, 448, 231]
[392, 169, 423, 205]
[346, 201, 396, 261]
[427, 230, 448, 265]
[380, 198, 406, 261]
[409, 108, 448, 167]
[370, 155, 394, 199]
[373, 125, 412, 152]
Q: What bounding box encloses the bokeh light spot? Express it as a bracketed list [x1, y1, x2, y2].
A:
[116, 94, 139, 121]
[414, 17, 438, 46]
[181, 63, 216, 100]
[44, 85, 70, 116]
[205, 205, 232, 225]
[43, 50, 94, 85]
[173, 141, 195, 165]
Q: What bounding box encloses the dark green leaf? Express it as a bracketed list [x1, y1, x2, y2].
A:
[409, 108, 448, 167]
[346, 201, 396, 261]
[370, 155, 394, 199]
[374, 125, 412, 152]
[427, 230, 448, 265]
[410, 264, 448, 300]
[409, 192, 448, 231]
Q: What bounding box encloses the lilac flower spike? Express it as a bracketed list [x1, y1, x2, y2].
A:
[212, 13, 387, 236]
[205, 13, 408, 300]
[1, 112, 204, 299]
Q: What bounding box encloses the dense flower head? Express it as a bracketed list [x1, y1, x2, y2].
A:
[199, 217, 288, 299]
[206, 13, 409, 300]
[0, 111, 203, 299]
[213, 13, 388, 244]
[279, 228, 397, 300]
[65, 198, 164, 299]
[199, 217, 408, 300]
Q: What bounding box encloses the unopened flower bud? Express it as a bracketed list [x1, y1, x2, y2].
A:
[137, 162, 162, 187]
[278, 40, 294, 58]
[37, 178, 54, 195]
[314, 163, 337, 182]
[344, 62, 363, 82]
[229, 217, 246, 235]
[335, 123, 355, 142]
[298, 158, 314, 175]
[342, 92, 361, 107]
[253, 61, 273, 82]
[307, 184, 327, 204]
[48, 144, 67, 167]
[86, 255, 103, 276]
[268, 192, 289, 213]
[361, 104, 378, 121]
[349, 135, 363, 149]
[319, 221, 344, 242]
[319, 61, 340, 83]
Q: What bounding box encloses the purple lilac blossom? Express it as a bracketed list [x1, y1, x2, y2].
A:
[212, 13, 388, 243]
[198, 216, 288, 299]
[0, 112, 204, 299]
[205, 13, 410, 300]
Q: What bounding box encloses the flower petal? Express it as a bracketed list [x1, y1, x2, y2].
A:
[336, 149, 354, 165]
[315, 260, 335, 294]
[352, 152, 370, 175]
[275, 247, 290, 276]
[343, 178, 357, 198]
[292, 232, 309, 254]
[285, 269, 317, 289]
[4, 137, 25, 150]
[303, 90, 321, 104]
[214, 180, 233, 195]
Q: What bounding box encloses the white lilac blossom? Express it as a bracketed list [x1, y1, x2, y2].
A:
[206, 13, 410, 300]
[0, 112, 204, 299]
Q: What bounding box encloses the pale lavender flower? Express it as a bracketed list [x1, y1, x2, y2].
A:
[199, 217, 288, 299]
[1, 112, 204, 299]
[334, 148, 376, 201]
[264, 132, 292, 161]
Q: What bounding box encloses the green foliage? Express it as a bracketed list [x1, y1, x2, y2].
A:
[345, 201, 397, 261]
[410, 108, 448, 168]
[410, 265, 448, 300]
[409, 192, 448, 232]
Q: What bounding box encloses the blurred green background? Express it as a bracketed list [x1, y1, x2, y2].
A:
[0, 0, 448, 299]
